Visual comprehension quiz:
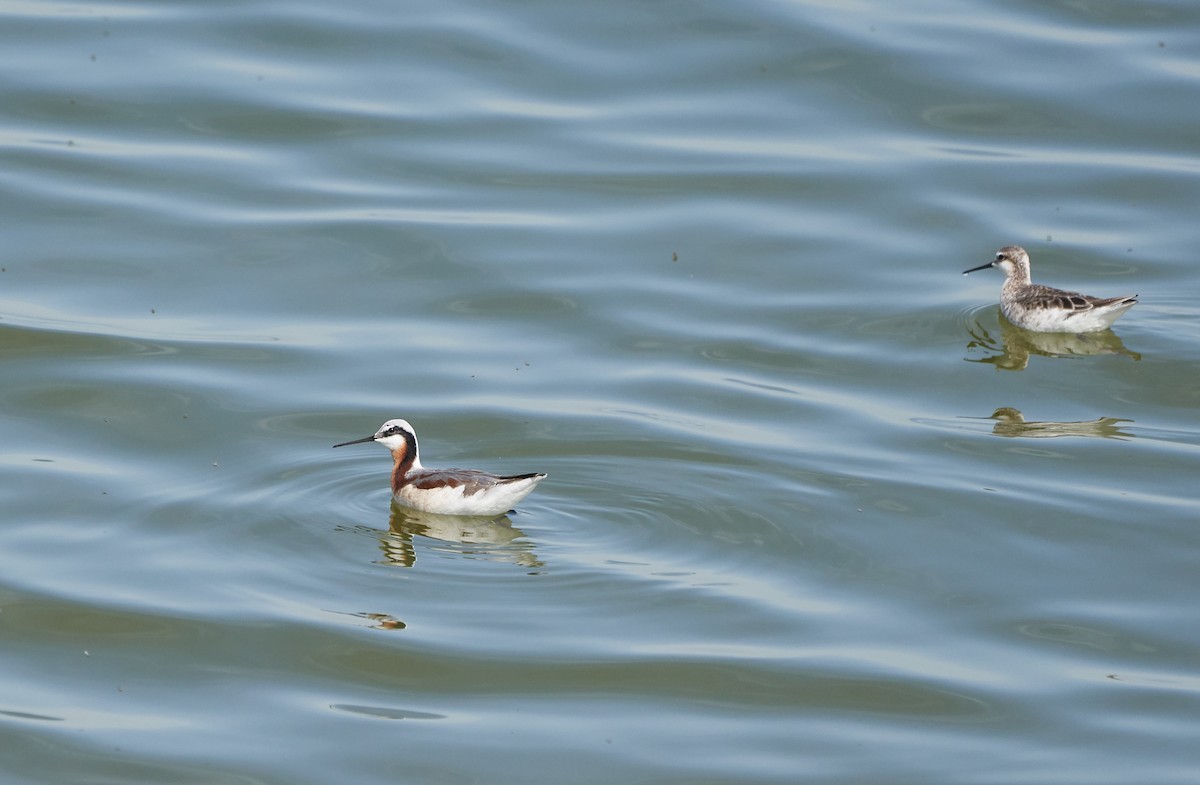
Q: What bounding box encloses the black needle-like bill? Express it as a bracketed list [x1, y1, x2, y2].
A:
[962, 261, 995, 276]
[333, 434, 377, 448]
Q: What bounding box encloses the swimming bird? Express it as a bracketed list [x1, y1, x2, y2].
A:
[963, 246, 1138, 332]
[333, 419, 546, 516]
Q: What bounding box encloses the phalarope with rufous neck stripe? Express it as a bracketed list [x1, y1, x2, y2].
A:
[963, 246, 1138, 333]
[333, 419, 546, 516]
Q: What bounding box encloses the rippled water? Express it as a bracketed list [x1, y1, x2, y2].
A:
[3, 0, 1200, 782]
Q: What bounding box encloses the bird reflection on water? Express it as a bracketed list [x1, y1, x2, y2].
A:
[965, 316, 1140, 371]
[986, 408, 1134, 440]
[374, 502, 544, 570]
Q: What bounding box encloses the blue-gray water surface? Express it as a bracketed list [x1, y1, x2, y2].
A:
[3, 0, 1199, 783]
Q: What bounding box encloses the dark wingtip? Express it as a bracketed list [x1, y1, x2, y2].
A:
[501, 472, 547, 482]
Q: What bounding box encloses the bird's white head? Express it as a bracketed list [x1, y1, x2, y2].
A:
[992, 245, 1029, 277]
[371, 419, 417, 452]
[333, 418, 420, 465]
[963, 245, 1031, 283]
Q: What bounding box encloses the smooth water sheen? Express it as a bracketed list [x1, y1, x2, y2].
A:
[3, 0, 1199, 783]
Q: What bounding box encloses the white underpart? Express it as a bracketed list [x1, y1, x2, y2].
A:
[1004, 300, 1136, 333]
[395, 475, 544, 516]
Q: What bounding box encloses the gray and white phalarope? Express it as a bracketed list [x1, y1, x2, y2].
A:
[963, 245, 1138, 332]
[333, 419, 546, 516]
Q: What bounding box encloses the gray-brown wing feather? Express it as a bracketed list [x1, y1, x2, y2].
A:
[407, 469, 543, 497]
[1015, 285, 1137, 317]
